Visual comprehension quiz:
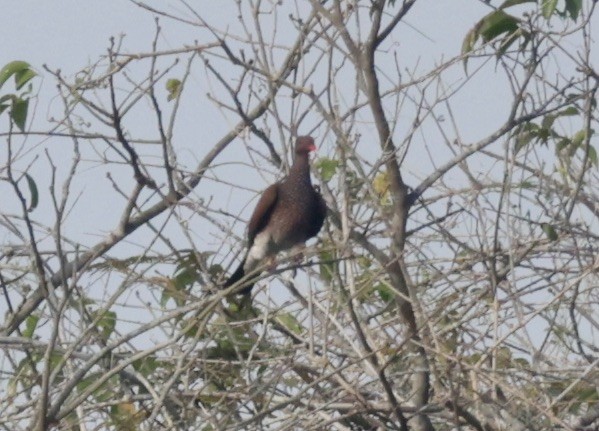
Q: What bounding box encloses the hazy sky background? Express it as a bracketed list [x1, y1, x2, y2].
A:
[1, 0, 595, 240]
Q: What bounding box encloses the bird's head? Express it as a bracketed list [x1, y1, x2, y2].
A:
[295, 136, 317, 155]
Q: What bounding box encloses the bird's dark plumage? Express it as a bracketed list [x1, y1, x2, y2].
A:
[224, 136, 327, 294]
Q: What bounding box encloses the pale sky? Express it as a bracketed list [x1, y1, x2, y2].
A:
[1, 0, 594, 241]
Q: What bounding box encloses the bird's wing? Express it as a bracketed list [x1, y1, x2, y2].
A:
[306, 186, 327, 238]
[247, 183, 279, 245]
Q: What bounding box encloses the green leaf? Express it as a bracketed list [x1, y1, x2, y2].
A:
[461, 27, 479, 71]
[514, 122, 538, 154]
[166, 78, 182, 102]
[376, 283, 394, 303]
[24, 173, 39, 212]
[542, 0, 558, 19]
[499, 0, 535, 8]
[357, 256, 372, 269]
[214, 326, 255, 355]
[536, 126, 551, 144]
[576, 385, 599, 403]
[23, 314, 40, 338]
[319, 249, 336, 283]
[557, 106, 579, 117]
[174, 267, 195, 290]
[97, 310, 117, 340]
[556, 138, 571, 152]
[315, 157, 339, 182]
[0, 104, 9, 116]
[15, 68, 37, 91]
[76, 373, 118, 402]
[132, 356, 158, 376]
[565, 0, 582, 20]
[479, 11, 519, 42]
[163, 253, 202, 306]
[571, 129, 587, 148]
[518, 180, 535, 189]
[276, 312, 303, 335]
[513, 357, 530, 367]
[11, 98, 28, 131]
[541, 114, 556, 130]
[588, 145, 598, 166]
[541, 223, 558, 241]
[160, 285, 173, 307]
[373, 171, 390, 197]
[464, 9, 527, 62]
[496, 27, 524, 58]
[495, 346, 513, 368]
[0, 61, 31, 89]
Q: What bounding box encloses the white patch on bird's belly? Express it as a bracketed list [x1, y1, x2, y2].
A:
[244, 231, 272, 271]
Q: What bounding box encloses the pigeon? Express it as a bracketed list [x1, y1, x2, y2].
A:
[224, 136, 327, 294]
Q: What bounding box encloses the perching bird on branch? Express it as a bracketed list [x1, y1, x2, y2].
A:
[223, 136, 327, 294]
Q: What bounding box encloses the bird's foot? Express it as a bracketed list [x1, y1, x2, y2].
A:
[290, 243, 307, 265]
[292, 251, 304, 264]
[266, 256, 278, 272]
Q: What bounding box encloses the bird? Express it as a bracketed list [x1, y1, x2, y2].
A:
[223, 136, 327, 294]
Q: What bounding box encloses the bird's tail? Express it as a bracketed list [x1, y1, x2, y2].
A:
[223, 257, 254, 294]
